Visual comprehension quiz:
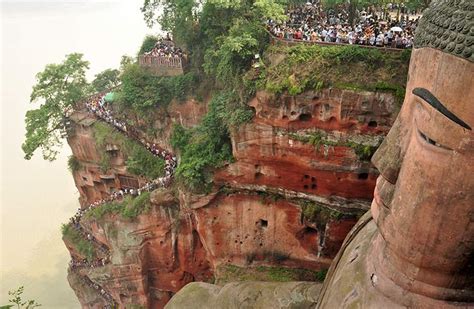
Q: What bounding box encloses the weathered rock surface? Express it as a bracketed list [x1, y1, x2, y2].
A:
[165, 281, 322, 309]
[65, 88, 399, 308]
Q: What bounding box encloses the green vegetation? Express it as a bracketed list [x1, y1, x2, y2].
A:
[257, 44, 409, 104]
[22, 53, 90, 161]
[67, 155, 81, 173]
[288, 130, 380, 161]
[170, 91, 255, 192]
[85, 191, 152, 220]
[256, 190, 283, 203]
[217, 264, 328, 285]
[92, 122, 165, 179]
[90, 68, 120, 93]
[300, 201, 344, 226]
[61, 224, 96, 261]
[116, 64, 197, 111]
[2, 286, 41, 309]
[138, 35, 159, 55]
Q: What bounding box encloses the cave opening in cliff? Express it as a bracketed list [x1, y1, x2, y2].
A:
[358, 173, 369, 180]
[368, 120, 378, 127]
[299, 113, 312, 121]
[258, 219, 268, 228]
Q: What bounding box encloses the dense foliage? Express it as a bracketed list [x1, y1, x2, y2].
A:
[139, 1, 299, 190]
[22, 53, 90, 161]
[171, 91, 256, 191]
[138, 35, 159, 55]
[91, 68, 120, 93]
[116, 64, 197, 110]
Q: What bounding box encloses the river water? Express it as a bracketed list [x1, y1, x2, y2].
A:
[1, 1, 157, 306]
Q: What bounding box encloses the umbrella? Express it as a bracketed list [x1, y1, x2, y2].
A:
[390, 26, 403, 32]
[104, 92, 115, 103]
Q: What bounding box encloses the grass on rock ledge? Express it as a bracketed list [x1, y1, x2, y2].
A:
[217, 264, 328, 285]
[85, 191, 152, 220]
[251, 44, 410, 104]
[92, 122, 165, 179]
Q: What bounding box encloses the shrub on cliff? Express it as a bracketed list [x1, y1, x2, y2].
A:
[61, 224, 96, 261]
[67, 155, 81, 173]
[170, 91, 254, 192]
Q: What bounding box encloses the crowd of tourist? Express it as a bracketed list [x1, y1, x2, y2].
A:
[267, 2, 419, 49]
[69, 256, 109, 270]
[143, 38, 184, 59]
[69, 93, 180, 304]
[79, 275, 116, 307]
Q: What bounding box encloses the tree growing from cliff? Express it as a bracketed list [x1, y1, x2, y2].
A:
[22, 53, 89, 161]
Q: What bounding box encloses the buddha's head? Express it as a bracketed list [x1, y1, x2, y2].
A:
[370, 0, 474, 299]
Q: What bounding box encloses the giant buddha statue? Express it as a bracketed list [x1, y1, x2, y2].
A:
[317, 0, 474, 307]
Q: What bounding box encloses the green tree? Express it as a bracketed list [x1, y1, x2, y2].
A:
[2, 286, 41, 309]
[141, 0, 198, 49]
[405, 0, 431, 11]
[323, 0, 390, 25]
[22, 53, 89, 161]
[138, 35, 159, 55]
[120, 55, 135, 71]
[91, 68, 120, 92]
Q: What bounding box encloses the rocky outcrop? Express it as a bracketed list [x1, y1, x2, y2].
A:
[165, 281, 322, 309]
[64, 87, 399, 308]
[68, 188, 213, 308]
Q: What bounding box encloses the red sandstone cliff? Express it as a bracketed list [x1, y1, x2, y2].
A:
[64, 88, 399, 308]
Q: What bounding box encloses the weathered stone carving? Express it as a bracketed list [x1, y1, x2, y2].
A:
[414, 0, 473, 61]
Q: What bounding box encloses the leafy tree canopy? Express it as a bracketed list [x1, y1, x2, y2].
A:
[116, 63, 197, 110]
[140, 0, 292, 84]
[138, 35, 159, 55]
[22, 53, 90, 161]
[91, 68, 120, 93]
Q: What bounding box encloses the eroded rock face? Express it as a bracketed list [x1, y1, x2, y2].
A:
[75, 190, 213, 308]
[65, 88, 399, 308]
[192, 192, 352, 269]
[67, 112, 145, 207]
